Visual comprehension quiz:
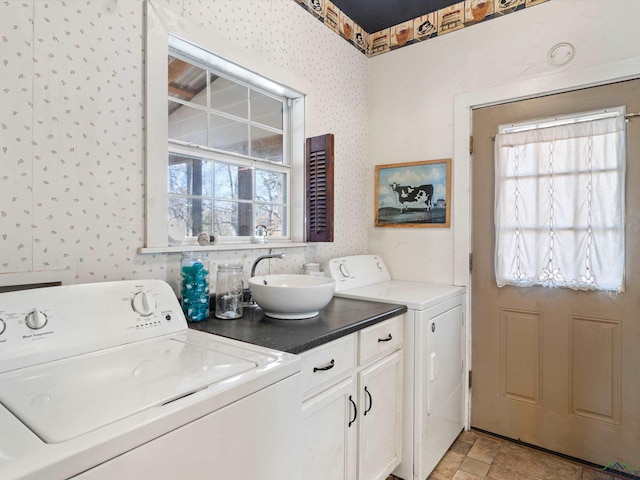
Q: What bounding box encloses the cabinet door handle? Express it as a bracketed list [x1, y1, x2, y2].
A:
[377, 334, 393, 343]
[348, 395, 357, 427]
[364, 386, 373, 415]
[313, 358, 335, 372]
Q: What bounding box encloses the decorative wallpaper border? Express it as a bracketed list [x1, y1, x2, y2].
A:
[292, 0, 550, 57]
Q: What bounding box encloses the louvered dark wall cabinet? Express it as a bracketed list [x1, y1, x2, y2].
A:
[306, 133, 334, 242]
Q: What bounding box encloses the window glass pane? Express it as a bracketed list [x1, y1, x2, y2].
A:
[169, 103, 207, 144]
[211, 76, 248, 118]
[251, 90, 282, 129]
[164, 44, 296, 242]
[213, 201, 254, 237]
[255, 204, 285, 237]
[209, 113, 248, 155]
[169, 197, 212, 237]
[256, 169, 286, 204]
[168, 56, 208, 107]
[237, 201, 253, 237]
[214, 164, 253, 201]
[251, 126, 283, 162]
[168, 154, 212, 196]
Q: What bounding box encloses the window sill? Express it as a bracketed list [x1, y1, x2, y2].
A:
[137, 242, 311, 255]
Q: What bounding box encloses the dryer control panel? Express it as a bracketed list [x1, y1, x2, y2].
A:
[325, 255, 391, 291]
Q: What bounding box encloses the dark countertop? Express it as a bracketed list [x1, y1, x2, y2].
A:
[188, 297, 407, 354]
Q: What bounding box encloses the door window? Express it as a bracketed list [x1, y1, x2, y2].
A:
[494, 108, 626, 292]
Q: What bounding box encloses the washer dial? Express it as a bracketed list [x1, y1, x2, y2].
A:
[25, 309, 48, 330]
[132, 291, 157, 316]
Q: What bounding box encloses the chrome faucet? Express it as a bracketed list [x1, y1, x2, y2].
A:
[250, 252, 285, 277]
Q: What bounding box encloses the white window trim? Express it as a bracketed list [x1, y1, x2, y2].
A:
[142, 0, 313, 252]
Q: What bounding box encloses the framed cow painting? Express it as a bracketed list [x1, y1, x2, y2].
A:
[375, 158, 451, 227]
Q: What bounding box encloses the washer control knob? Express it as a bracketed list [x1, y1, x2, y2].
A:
[0, 318, 6, 335]
[132, 291, 157, 317]
[25, 309, 48, 330]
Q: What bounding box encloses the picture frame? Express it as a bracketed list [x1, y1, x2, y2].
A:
[375, 158, 451, 228]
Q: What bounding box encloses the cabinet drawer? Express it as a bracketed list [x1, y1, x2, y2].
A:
[359, 315, 403, 365]
[300, 334, 357, 398]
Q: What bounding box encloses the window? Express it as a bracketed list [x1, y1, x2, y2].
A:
[494, 107, 626, 292]
[167, 49, 290, 241]
[143, 3, 311, 251]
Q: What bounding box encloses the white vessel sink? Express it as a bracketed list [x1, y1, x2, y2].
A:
[248, 274, 336, 319]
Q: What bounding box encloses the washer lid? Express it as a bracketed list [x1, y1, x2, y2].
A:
[334, 280, 465, 310]
[0, 335, 258, 444]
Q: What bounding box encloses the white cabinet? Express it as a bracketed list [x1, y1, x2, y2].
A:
[301, 315, 403, 480]
[358, 350, 403, 480]
[301, 334, 357, 480]
[302, 377, 357, 480]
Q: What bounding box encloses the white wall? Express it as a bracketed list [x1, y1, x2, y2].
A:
[0, 0, 370, 290]
[368, 0, 640, 285]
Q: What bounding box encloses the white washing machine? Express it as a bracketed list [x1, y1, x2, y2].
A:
[326, 255, 466, 480]
[0, 279, 301, 480]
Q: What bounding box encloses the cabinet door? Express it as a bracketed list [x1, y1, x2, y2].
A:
[358, 350, 403, 480]
[302, 376, 357, 480]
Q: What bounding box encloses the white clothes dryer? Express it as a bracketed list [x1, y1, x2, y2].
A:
[326, 255, 466, 480]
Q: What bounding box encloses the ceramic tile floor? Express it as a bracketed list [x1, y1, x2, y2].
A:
[387, 429, 629, 480]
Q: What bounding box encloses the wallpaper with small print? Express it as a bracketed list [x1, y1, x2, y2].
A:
[0, 0, 370, 292]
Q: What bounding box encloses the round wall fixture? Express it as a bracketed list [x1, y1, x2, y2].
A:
[547, 42, 575, 66]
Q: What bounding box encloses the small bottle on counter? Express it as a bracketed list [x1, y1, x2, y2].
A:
[302, 262, 324, 276]
[180, 252, 210, 322]
[215, 263, 244, 319]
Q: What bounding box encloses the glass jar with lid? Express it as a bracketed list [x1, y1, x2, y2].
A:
[215, 263, 244, 319]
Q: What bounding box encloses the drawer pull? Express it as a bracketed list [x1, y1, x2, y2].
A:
[364, 386, 373, 415]
[377, 334, 393, 343]
[348, 395, 357, 427]
[313, 358, 335, 372]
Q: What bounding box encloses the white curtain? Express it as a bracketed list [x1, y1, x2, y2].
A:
[494, 115, 626, 292]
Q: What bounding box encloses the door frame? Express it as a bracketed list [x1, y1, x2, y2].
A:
[452, 55, 640, 429]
